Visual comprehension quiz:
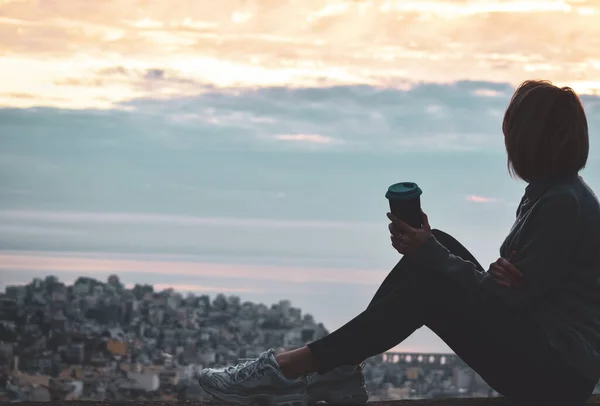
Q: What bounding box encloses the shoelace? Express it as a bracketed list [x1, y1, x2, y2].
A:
[235, 353, 269, 382]
[226, 359, 254, 375]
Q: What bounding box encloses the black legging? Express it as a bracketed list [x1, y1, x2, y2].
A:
[307, 229, 595, 405]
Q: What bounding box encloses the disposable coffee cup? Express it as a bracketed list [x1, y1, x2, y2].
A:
[385, 182, 423, 228]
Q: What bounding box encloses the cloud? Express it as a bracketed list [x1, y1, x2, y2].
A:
[0, 82, 598, 274]
[472, 88, 505, 97]
[0, 224, 88, 237]
[274, 134, 342, 144]
[0, 251, 386, 286]
[1, 0, 600, 107]
[0, 81, 598, 224]
[0, 80, 549, 156]
[0, 210, 377, 230]
[0, 207, 393, 274]
[465, 194, 499, 203]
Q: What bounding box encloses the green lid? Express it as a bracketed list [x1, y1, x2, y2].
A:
[385, 182, 422, 200]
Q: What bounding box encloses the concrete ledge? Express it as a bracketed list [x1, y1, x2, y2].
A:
[9, 397, 600, 406]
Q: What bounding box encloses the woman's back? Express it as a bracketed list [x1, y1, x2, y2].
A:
[508, 176, 600, 383]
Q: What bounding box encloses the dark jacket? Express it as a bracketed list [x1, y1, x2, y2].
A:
[413, 176, 600, 382]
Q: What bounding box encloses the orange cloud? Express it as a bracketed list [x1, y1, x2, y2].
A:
[0, 251, 387, 285]
[465, 194, 499, 203]
[0, 0, 599, 108]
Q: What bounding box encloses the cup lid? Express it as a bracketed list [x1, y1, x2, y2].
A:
[385, 182, 422, 200]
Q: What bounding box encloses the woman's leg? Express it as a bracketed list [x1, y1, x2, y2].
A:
[277, 231, 593, 405]
[275, 230, 468, 378]
[425, 284, 595, 405]
[278, 229, 484, 377]
[365, 229, 485, 308]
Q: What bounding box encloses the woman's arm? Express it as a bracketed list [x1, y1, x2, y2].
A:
[408, 235, 491, 293]
[503, 193, 580, 302]
[411, 192, 580, 307]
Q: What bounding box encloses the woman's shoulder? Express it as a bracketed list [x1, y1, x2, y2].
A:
[537, 179, 579, 207]
[528, 177, 600, 223]
[543, 178, 600, 230]
[542, 176, 598, 206]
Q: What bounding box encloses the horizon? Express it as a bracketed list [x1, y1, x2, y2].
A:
[2, 0, 600, 354]
[0, 273, 488, 358]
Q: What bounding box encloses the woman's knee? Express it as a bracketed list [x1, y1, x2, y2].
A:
[431, 228, 450, 239]
[430, 229, 476, 263]
[431, 229, 471, 257]
[431, 229, 455, 247]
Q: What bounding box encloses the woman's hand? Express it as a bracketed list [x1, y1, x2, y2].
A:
[488, 251, 524, 288]
[388, 211, 432, 256]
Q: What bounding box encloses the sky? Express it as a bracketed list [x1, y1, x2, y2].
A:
[1, 0, 600, 354]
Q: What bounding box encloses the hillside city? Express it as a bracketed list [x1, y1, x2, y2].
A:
[1, 275, 596, 402]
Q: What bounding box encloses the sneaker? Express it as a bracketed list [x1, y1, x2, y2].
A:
[306, 364, 368, 405]
[197, 348, 308, 406]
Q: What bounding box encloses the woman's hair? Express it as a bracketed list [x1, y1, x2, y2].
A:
[502, 80, 589, 182]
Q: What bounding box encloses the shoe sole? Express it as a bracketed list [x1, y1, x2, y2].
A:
[198, 379, 307, 406]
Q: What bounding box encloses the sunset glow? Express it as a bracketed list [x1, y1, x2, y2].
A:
[0, 251, 387, 286]
[1, 0, 599, 108]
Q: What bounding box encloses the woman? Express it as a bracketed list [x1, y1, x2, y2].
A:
[197, 80, 600, 406]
